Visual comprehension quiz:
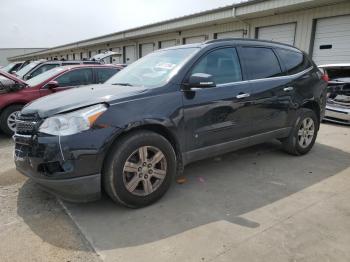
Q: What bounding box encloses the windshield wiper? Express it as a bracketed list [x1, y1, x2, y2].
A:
[112, 82, 133, 86]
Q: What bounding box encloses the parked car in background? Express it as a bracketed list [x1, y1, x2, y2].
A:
[13, 39, 327, 208]
[15, 59, 101, 81]
[1, 61, 30, 74]
[0, 64, 121, 135]
[319, 64, 350, 125]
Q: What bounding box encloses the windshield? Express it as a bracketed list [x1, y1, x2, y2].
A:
[105, 47, 199, 88]
[15, 61, 41, 78]
[26, 67, 66, 86]
[1, 63, 16, 72]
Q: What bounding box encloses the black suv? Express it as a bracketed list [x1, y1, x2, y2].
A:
[14, 39, 327, 208]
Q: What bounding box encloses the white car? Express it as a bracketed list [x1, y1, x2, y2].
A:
[318, 64, 350, 125]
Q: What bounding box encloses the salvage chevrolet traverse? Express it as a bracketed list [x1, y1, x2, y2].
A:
[14, 39, 327, 208]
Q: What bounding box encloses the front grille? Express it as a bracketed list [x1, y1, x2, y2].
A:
[15, 113, 41, 135]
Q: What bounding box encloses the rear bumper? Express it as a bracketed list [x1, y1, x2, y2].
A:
[324, 104, 350, 125]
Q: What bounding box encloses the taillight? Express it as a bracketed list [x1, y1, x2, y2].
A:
[322, 73, 329, 82]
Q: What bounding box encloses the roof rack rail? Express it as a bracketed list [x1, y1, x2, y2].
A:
[204, 38, 298, 49]
[204, 38, 246, 44]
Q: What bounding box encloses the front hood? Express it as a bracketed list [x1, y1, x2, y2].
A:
[22, 84, 148, 118]
[0, 70, 27, 85]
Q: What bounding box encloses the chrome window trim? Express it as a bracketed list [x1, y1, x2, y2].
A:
[215, 66, 313, 88]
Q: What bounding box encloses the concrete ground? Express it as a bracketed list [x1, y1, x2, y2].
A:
[0, 123, 349, 262]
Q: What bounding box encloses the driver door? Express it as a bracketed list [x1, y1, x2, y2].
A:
[182, 47, 254, 154]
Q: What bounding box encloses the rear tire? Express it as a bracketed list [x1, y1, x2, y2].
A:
[103, 130, 176, 208]
[282, 108, 318, 155]
[0, 105, 23, 136]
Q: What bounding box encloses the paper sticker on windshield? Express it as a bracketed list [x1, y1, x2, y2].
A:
[155, 62, 176, 70]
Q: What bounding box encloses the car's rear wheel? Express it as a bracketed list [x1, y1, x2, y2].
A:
[282, 108, 318, 155]
[103, 130, 176, 208]
[0, 105, 23, 136]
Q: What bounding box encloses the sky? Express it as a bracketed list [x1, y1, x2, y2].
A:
[0, 0, 241, 48]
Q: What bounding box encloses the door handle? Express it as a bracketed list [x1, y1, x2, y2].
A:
[236, 93, 250, 99]
[283, 86, 294, 92]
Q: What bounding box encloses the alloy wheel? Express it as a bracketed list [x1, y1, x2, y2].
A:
[122, 146, 167, 196]
[297, 117, 315, 148]
[7, 111, 19, 133]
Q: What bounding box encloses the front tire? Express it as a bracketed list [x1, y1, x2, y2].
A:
[282, 108, 318, 155]
[0, 105, 23, 136]
[103, 130, 176, 208]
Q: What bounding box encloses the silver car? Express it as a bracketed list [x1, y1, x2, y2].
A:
[319, 64, 350, 125]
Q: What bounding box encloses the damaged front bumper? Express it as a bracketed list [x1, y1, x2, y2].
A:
[13, 127, 118, 202]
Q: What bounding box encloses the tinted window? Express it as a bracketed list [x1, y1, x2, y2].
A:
[30, 64, 59, 78]
[191, 48, 242, 84]
[55, 68, 93, 87]
[325, 67, 350, 80]
[11, 63, 23, 72]
[96, 68, 119, 83]
[240, 47, 282, 80]
[276, 49, 311, 74]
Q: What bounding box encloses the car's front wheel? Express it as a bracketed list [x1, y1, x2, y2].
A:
[103, 130, 176, 208]
[0, 105, 23, 136]
[282, 108, 318, 155]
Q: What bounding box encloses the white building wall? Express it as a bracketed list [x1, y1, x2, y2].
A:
[10, 1, 350, 63]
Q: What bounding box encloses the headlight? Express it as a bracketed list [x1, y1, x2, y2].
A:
[39, 104, 107, 136]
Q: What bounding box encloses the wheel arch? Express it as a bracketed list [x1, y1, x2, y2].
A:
[0, 103, 26, 122]
[301, 100, 320, 128]
[102, 123, 184, 176]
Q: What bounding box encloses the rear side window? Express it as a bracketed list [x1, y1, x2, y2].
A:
[276, 49, 311, 75]
[55, 68, 93, 87]
[239, 47, 282, 80]
[30, 64, 59, 78]
[191, 48, 242, 84]
[95, 68, 119, 83]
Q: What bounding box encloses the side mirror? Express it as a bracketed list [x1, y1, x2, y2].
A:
[186, 73, 216, 89]
[10, 70, 17, 75]
[46, 80, 59, 89]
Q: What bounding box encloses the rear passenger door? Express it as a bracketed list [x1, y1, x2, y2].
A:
[275, 48, 316, 124]
[238, 46, 292, 135]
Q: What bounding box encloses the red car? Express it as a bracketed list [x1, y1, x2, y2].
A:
[0, 64, 121, 135]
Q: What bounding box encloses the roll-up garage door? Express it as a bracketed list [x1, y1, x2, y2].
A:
[124, 45, 136, 64]
[183, 35, 206, 44]
[312, 15, 350, 65]
[257, 23, 296, 45]
[159, 39, 177, 49]
[140, 43, 154, 57]
[215, 30, 244, 39]
[90, 51, 97, 58]
[111, 48, 122, 64]
[81, 52, 88, 60]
